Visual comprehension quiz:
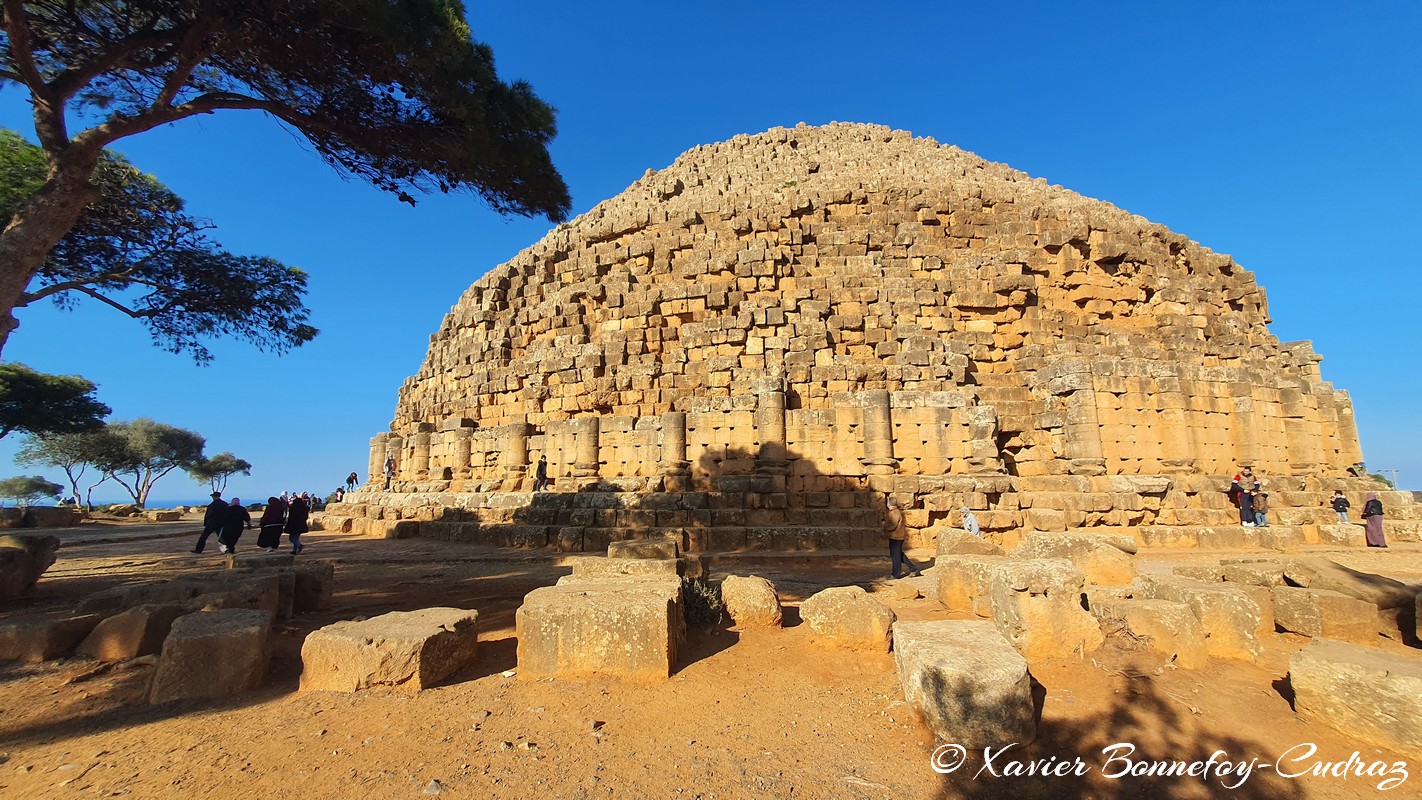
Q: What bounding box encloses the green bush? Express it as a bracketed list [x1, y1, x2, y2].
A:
[682, 577, 724, 627]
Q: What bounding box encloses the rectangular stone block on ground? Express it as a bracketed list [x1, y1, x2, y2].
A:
[1290, 638, 1422, 758]
[149, 609, 273, 704]
[988, 558, 1104, 661]
[517, 577, 683, 680]
[225, 553, 295, 569]
[1091, 599, 1208, 669]
[1282, 557, 1414, 609]
[935, 555, 1007, 616]
[894, 620, 1036, 747]
[0, 614, 104, 662]
[300, 607, 478, 693]
[1010, 532, 1136, 586]
[566, 556, 679, 579]
[77, 604, 186, 661]
[607, 538, 679, 559]
[1138, 575, 1261, 661]
[1273, 587, 1378, 644]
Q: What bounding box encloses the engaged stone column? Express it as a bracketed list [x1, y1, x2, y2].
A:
[860, 389, 899, 478]
[965, 405, 1004, 474]
[385, 435, 404, 485]
[369, 434, 388, 487]
[411, 432, 432, 479]
[499, 423, 529, 489]
[1229, 382, 1263, 470]
[1063, 390, 1107, 476]
[661, 411, 691, 492]
[573, 416, 601, 486]
[1157, 378, 1197, 474]
[453, 427, 474, 480]
[754, 377, 790, 478]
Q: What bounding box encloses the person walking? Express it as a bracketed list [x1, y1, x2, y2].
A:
[219, 498, 252, 554]
[285, 493, 310, 554]
[383, 454, 396, 491]
[193, 491, 226, 553]
[1330, 491, 1351, 524]
[346, 471, 359, 492]
[534, 455, 549, 492]
[884, 497, 921, 579]
[1362, 492, 1387, 548]
[257, 496, 287, 552]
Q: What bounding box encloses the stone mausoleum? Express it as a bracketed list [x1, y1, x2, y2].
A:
[324, 123, 1416, 551]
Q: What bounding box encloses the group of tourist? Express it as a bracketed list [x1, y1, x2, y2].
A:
[193, 491, 309, 555]
[1228, 467, 1272, 527]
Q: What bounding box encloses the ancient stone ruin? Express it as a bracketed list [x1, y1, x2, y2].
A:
[324, 122, 1417, 551]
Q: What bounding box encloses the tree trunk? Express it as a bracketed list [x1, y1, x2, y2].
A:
[0, 153, 103, 355]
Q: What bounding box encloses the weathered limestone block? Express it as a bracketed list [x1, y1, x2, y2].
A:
[76, 604, 186, 661]
[988, 559, 1103, 660]
[1316, 524, 1365, 547]
[1290, 639, 1422, 758]
[935, 528, 1004, 556]
[1220, 562, 1285, 587]
[1273, 587, 1378, 644]
[22, 507, 82, 527]
[935, 555, 1008, 615]
[1091, 599, 1208, 669]
[517, 577, 683, 679]
[799, 586, 896, 652]
[292, 562, 336, 612]
[144, 510, 182, 522]
[1172, 565, 1223, 582]
[1282, 557, 1414, 609]
[893, 620, 1036, 747]
[1011, 532, 1136, 586]
[720, 575, 782, 628]
[607, 538, 679, 560]
[0, 533, 60, 598]
[568, 556, 679, 579]
[300, 608, 479, 693]
[1138, 575, 1262, 661]
[0, 614, 103, 662]
[194, 574, 282, 616]
[226, 553, 296, 569]
[149, 609, 273, 703]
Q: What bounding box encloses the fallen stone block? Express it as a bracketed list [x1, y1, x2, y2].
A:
[1011, 532, 1136, 586]
[1091, 599, 1208, 670]
[719, 575, 782, 628]
[894, 620, 1036, 747]
[799, 586, 896, 652]
[150, 609, 272, 704]
[1221, 562, 1285, 587]
[1273, 587, 1378, 644]
[1316, 524, 1365, 547]
[1283, 557, 1414, 609]
[0, 614, 104, 662]
[935, 528, 1005, 557]
[76, 604, 186, 661]
[517, 577, 683, 679]
[935, 555, 1008, 616]
[567, 556, 679, 579]
[300, 607, 479, 693]
[22, 507, 82, 528]
[988, 558, 1103, 660]
[225, 553, 295, 569]
[144, 510, 182, 522]
[607, 538, 679, 560]
[1171, 565, 1223, 582]
[1290, 639, 1422, 759]
[0, 533, 60, 598]
[1138, 575, 1261, 661]
[292, 562, 335, 612]
[194, 574, 282, 617]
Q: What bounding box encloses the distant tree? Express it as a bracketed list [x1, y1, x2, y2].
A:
[0, 362, 109, 439]
[187, 451, 251, 494]
[0, 1, 570, 353]
[0, 474, 62, 507]
[99, 419, 206, 507]
[15, 427, 122, 510]
[0, 130, 317, 363]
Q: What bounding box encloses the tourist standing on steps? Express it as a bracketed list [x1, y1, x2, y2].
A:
[534, 455, 549, 492]
[1362, 492, 1387, 547]
[1330, 491, 1351, 524]
[257, 496, 287, 552]
[383, 454, 397, 491]
[346, 471, 359, 492]
[961, 507, 981, 538]
[285, 493, 310, 554]
[193, 491, 226, 553]
[219, 498, 252, 554]
[1252, 490, 1270, 527]
[885, 497, 921, 579]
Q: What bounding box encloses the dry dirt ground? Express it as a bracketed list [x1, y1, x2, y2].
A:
[1, 521, 1420, 800]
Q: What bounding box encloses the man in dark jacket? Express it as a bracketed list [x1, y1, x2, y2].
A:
[193, 491, 226, 553]
[219, 498, 252, 554]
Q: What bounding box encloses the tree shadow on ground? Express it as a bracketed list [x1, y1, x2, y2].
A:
[928, 670, 1310, 800]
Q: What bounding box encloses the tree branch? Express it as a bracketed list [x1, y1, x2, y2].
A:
[47, 26, 182, 103]
[2, 0, 67, 149]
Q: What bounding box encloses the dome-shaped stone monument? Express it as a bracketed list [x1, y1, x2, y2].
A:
[327, 123, 1408, 552]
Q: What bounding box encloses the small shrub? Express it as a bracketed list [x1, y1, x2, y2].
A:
[682, 577, 724, 627]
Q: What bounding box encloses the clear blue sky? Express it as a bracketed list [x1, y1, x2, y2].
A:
[2, 1, 1419, 501]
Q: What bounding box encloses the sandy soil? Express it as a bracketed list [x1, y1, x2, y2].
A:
[1, 530, 1419, 799]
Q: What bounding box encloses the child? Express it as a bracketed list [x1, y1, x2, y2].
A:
[1329, 490, 1350, 524]
[1252, 490, 1270, 528]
